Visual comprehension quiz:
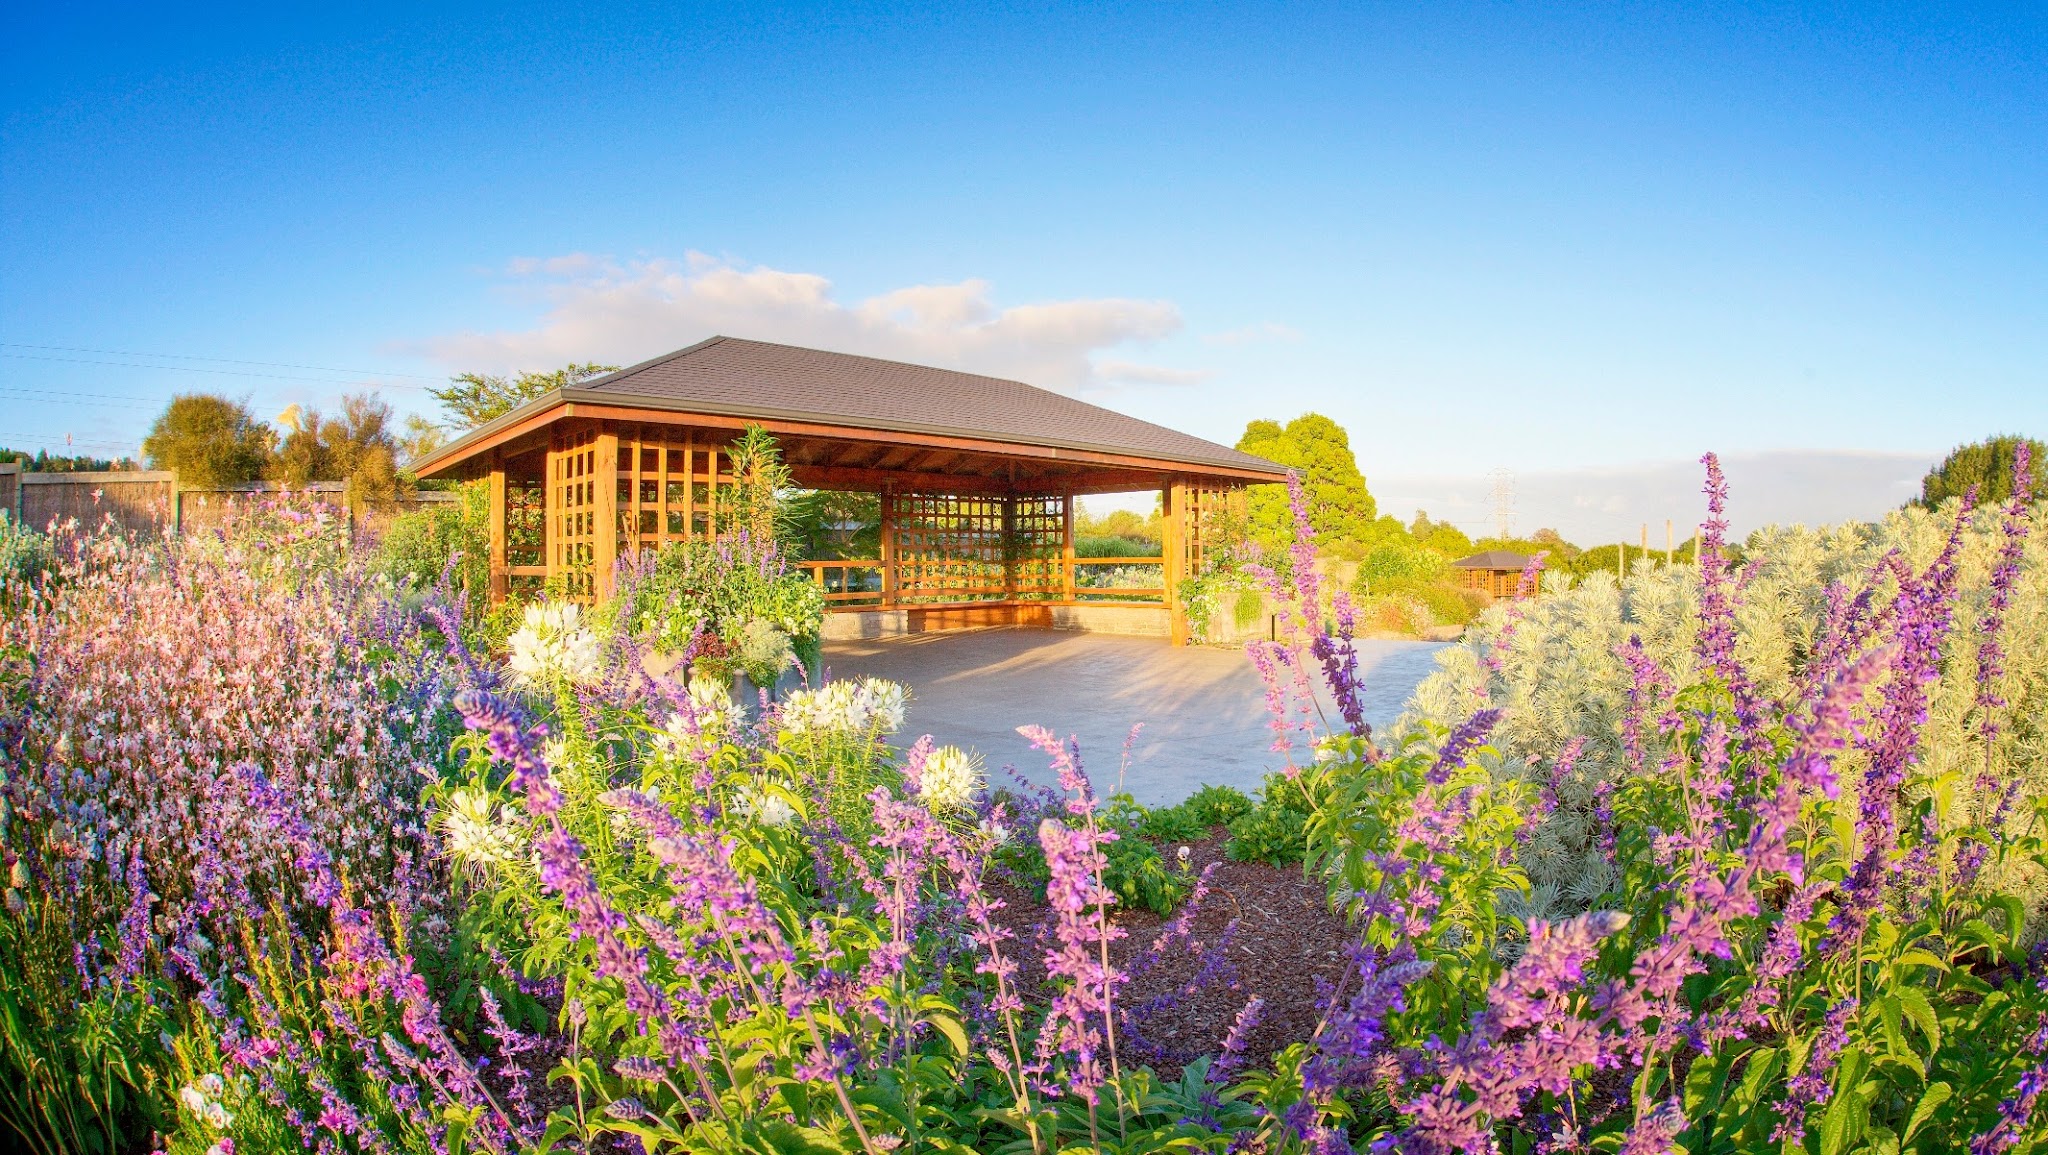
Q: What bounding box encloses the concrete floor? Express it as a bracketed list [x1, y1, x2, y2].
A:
[821, 627, 1449, 805]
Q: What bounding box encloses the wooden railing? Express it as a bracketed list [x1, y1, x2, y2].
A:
[795, 556, 1169, 608]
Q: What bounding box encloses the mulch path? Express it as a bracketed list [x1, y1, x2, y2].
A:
[989, 829, 1356, 1077]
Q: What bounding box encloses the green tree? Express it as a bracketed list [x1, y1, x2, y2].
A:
[1912, 434, 2046, 508]
[1409, 510, 1474, 558]
[1235, 413, 1378, 555]
[432, 362, 619, 428]
[270, 393, 407, 509]
[141, 394, 273, 489]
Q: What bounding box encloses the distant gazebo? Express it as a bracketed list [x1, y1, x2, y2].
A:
[413, 336, 1288, 644]
[1452, 550, 1541, 599]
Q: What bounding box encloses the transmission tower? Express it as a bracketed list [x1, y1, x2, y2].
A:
[1490, 468, 1515, 541]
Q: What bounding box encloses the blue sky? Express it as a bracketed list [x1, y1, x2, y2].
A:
[4, 2, 2044, 540]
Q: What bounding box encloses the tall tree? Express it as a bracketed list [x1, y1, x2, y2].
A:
[142, 394, 273, 489]
[1235, 413, 1379, 553]
[432, 362, 619, 428]
[270, 392, 408, 508]
[1913, 435, 2046, 508]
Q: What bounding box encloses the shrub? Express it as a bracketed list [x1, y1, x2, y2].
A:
[1184, 782, 1256, 827]
[1224, 772, 1315, 866]
[372, 478, 490, 609]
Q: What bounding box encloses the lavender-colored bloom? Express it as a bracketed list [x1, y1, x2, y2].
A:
[1772, 1000, 1856, 1144]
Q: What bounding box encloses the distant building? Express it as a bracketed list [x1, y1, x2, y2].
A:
[1452, 550, 1541, 599]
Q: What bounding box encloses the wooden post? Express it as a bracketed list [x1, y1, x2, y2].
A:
[1665, 519, 1674, 566]
[593, 430, 620, 601]
[1061, 492, 1076, 601]
[1163, 480, 1187, 646]
[487, 451, 508, 604]
[879, 491, 897, 608]
[1001, 496, 1018, 601]
[1618, 539, 1626, 579]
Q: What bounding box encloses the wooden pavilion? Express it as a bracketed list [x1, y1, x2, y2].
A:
[412, 337, 1288, 645]
[1452, 549, 1542, 599]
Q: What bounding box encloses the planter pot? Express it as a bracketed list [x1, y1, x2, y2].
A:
[1201, 599, 1276, 647]
[641, 649, 821, 704]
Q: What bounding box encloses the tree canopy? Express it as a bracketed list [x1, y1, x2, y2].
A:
[1913, 435, 2046, 508]
[431, 362, 619, 428]
[142, 394, 274, 489]
[272, 393, 407, 508]
[1235, 413, 1378, 554]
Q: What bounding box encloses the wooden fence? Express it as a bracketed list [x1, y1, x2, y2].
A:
[0, 464, 457, 538]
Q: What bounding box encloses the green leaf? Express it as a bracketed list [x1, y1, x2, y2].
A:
[1903, 1081, 1951, 1143]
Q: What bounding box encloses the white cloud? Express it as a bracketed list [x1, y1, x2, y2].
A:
[414, 252, 1190, 392]
[1371, 450, 1939, 544]
[1204, 321, 1302, 346]
[1094, 359, 1214, 386]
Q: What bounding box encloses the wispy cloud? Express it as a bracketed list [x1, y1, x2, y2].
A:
[413, 252, 1194, 392]
[1094, 359, 1213, 386]
[1371, 449, 1938, 543]
[1203, 321, 1302, 346]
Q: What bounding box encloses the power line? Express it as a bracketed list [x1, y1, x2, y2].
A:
[0, 342, 446, 381]
[0, 386, 166, 411]
[0, 352, 437, 390]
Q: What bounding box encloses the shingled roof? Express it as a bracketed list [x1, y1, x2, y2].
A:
[1453, 550, 1538, 570]
[417, 336, 1287, 481]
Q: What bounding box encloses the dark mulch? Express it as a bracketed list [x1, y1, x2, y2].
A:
[989, 829, 1355, 1077]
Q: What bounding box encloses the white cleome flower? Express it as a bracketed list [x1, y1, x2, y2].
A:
[651, 676, 743, 757]
[506, 600, 605, 688]
[777, 678, 908, 738]
[919, 746, 983, 813]
[734, 783, 798, 828]
[439, 788, 521, 867]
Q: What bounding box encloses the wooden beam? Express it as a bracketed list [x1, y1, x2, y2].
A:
[788, 462, 1014, 497]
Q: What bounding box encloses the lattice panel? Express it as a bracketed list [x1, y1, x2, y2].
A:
[612, 428, 735, 562]
[1008, 495, 1068, 600]
[1177, 484, 1237, 577]
[547, 428, 600, 601]
[886, 493, 1010, 603]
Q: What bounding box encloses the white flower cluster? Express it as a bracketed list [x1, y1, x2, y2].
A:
[734, 781, 799, 828]
[179, 1072, 235, 1136]
[778, 678, 907, 737]
[507, 601, 605, 688]
[919, 745, 983, 813]
[650, 676, 745, 759]
[439, 787, 521, 867]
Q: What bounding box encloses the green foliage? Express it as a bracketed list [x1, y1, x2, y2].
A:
[373, 480, 491, 616]
[1184, 783, 1256, 828]
[1075, 534, 1160, 558]
[783, 489, 881, 561]
[1225, 772, 1318, 867]
[0, 447, 136, 473]
[142, 394, 274, 489]
[1076, 505, 1162, 546]
[1407, 511, 1475, 559]
[1914, 433, 2048, 509]
[270, 393, 408, 510]
[1236, 414, 1378, 554]
[0, 514, 53, 604]
[0, 894, 171, 1155]
[1358, 542, 1450, 588]
[430, 362, 618, 429]
[1135, 801, 1210, 843]
[611, 540, 825, 683]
